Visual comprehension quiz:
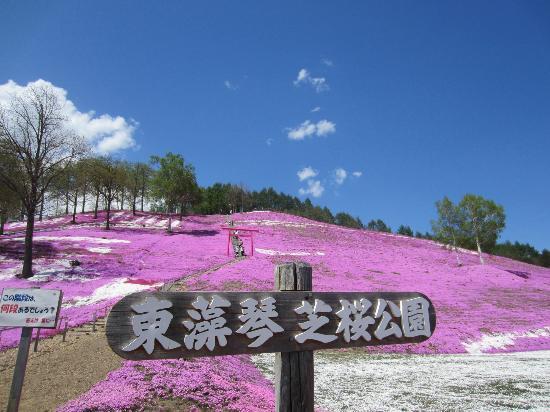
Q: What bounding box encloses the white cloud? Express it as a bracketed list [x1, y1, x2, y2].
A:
[293, 68, 329, 92]
[299, 179, 325, 198]
[297, 166, 318, 181]
[352, 171, 363, 177]
[287, 119, 336, 140]
[295, 68, 309, 84]
[322, 58, 334, 67]
[288, 120, 317, 140]
[316, 119, 336, 136]
[0, 79, 138, 154]
[311, 106, 321, 112]
[266, 138, 274, 146]
[334, 168, 347, 185]
[224, 80, 238, 90]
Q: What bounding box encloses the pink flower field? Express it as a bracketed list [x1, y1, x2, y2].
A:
[1, 210, 549, 411]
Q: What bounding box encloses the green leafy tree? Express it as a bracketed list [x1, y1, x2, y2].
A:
[367, 219, 391, 233]
[396, 225, 413, 237]
[150, 152, 198, 231]
[458, 194, 505, 264]
[127, 162, 153, 215]
[492, 241, 540, 264]
[335, 212, 363, 229]
[539, 249, 550, 268]
[432, 196, 465, 266]
[198, 183, 231, 215]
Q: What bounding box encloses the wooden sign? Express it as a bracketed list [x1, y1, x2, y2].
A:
[4, 288, 63, 412]
[106, 291, 436, 360]
[0, 288, 62, 328]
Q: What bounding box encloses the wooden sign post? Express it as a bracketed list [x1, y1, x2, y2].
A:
[106, 263, 436, 411]
[1, 288, 62, 412]
[274, 262, 313, 412]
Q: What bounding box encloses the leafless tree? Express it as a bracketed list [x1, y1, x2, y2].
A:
[0, 85, 87, 277]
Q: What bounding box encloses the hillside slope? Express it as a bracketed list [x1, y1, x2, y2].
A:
[1, 210, 549, 354]
[1, 211, 549, 411]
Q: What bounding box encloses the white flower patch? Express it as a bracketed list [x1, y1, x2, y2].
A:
[7, 221, 26, 229]
[87, 247, 112, 254]
[1, 236, 130, 244]
[255, 248, 325, 256]
[42, 217, 67, 225]
[0, 267, 19, 281]
[66, 278, 161, 307]
[155, 219, 168, 227]
[252, 350, 550, 411]
[8, 259, 96, 283]
[238, 219, 327, 229]
[462, 327, 550, 354]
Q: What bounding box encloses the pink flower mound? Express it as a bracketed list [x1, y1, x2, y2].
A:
[0, 211, 232, 350]
[3, 210, 550, 411]
[57, 356, 275, 412]
[187, 211, 550, 354]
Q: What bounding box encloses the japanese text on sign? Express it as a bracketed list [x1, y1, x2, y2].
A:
[107, 291, 435, 359]
[0, 288, 62, 328]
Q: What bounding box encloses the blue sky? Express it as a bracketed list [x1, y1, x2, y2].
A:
[1, 1, 549, 249]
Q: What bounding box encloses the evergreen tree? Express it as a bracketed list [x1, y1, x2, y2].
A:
[367, 219, 391, 233]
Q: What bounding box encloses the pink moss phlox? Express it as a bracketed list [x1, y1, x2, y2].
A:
[57, 355, 275, 412]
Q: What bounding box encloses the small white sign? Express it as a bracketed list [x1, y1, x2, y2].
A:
[0, 288, 62, 328]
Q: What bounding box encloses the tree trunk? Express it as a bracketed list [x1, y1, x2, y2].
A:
[72, 189, 78, 224]
[39, 200, 44, 222]
[65, 191, 69, 215]
[167, 215, 172, 233]
[81, 185, 86, 213]
[179, 202, 184, 220]
[0, 213, 5, 235]
[21, 208, 36, 278]
[106, 199, 111, 230]
[120, 192, 125, 210]
[475, 236, 484, 265]
[451, 233, 462, 266]
[132, 194, 137, 216]
[94, 190, 99, 219]
[140, 188, 145, 212]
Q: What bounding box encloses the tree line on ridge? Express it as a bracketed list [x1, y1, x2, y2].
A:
[1, 84, 548, 277]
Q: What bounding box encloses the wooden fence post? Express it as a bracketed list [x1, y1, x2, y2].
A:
[274, 262, 314, 412]
[62, 319, 68, 342]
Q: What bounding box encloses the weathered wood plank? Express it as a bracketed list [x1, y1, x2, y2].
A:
[298, 350, 313, 411]
[275, 352, 291, 411]
[106, 290, 436, 360]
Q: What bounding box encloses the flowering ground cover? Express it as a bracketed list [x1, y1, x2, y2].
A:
[1, 210, 549, 411]
[59, 356, 275, 412]
[188, 211, 550, 354]
[0, 211, 232, 350]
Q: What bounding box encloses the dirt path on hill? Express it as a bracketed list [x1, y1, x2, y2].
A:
[0, 258, 242, 412]
[0, 320, 120, 412]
